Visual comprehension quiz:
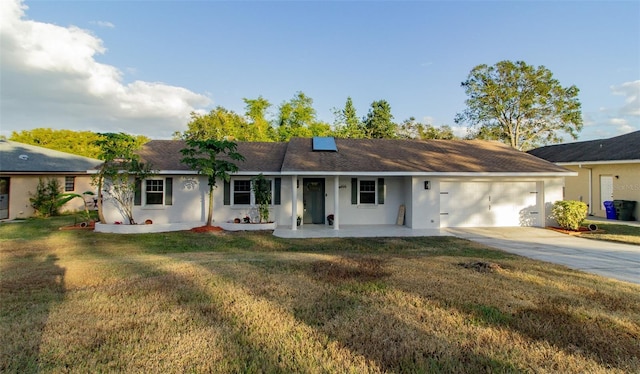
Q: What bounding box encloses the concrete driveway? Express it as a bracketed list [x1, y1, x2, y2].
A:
[447, 227, 640, 285]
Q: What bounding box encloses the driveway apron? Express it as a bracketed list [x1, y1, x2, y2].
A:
[447, 227, 640, 285]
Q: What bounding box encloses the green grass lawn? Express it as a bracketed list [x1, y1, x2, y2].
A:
[1, 215, 639, 373]
[582, 219, 640, 245]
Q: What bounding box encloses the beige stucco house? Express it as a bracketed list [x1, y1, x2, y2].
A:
[529, 131, 639, 221]
[0, 140, 102, 220]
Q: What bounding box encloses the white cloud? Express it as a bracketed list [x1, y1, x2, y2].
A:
[611, 80, 640, 117]
[0, 0, 211, 138]
[91, 20, 115, 28]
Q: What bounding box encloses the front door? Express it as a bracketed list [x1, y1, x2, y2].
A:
[600, 175, 613, 209]
[303, 178, 325, 224]
[0, 178, 9, 220]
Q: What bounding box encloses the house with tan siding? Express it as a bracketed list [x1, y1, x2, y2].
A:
[529, 131, 639, 221]
[0, 140, 102, 220]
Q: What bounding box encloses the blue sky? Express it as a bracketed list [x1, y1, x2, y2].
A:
[1, 0, 638, 142]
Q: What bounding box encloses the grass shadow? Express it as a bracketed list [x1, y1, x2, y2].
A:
[0, 253, 66, 372]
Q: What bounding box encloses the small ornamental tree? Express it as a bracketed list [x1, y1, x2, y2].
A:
[93, 133, 154, 224]
[181, 138, 245, 226]
[552, 200, 588, 231]
[103, 159, 155, 225]
[252, 174, 271, 223]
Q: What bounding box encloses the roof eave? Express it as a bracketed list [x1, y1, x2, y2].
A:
[556, 160, 640, 166]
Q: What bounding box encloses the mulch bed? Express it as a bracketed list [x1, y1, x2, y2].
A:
[190, 226, 224, 233]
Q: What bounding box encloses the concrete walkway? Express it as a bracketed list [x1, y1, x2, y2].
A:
[447, 227, 640, 285]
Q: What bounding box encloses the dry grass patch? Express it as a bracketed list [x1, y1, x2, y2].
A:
[1, 217, 639, 373]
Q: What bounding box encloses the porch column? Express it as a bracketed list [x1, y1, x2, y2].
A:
[333, 175, 340, 230]
[291, 175, 297, 230]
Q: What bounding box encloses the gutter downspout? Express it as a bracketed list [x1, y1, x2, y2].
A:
[579, 164, 593, 215]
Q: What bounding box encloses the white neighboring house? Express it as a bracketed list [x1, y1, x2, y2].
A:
[99, 137, 574, 230]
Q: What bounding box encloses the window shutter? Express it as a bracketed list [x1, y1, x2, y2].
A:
[165, 177, 173, 205]
[223, 180, 230, 205]
[134, 178, 142, 206]
[274, 178, 281, 205]
[378, 178, 385, 204]
[351, 178, 358, 205]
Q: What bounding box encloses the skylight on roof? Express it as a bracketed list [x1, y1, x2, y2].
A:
[312, 137, 337, 152]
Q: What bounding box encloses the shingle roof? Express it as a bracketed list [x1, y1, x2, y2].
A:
[0, 140, 103, 173]
[281, 138, 568, 173]
[137, 140, 288, 172]
[138, 138, 568, 175]
[528, 131, 640, 163]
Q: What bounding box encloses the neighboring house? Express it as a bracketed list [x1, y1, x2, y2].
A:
[528, 131, 640, 221]
[100, 137, 572, 230]
[0, 140, 103, 220]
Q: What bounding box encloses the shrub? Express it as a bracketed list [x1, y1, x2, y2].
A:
[251, 174, 271, 223]
[29, 178, 62, 217]
[552, 200, 587, 230]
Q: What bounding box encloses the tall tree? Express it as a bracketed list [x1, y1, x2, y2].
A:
[333, 97, 364, 138]
[243, 96, 275, 141]
[180, 139, 245, 226]
[455, 60, 582, 150]
[397, 117, 457, 140]
[276, 92, 317, 141]
[179, 107, 249, 141]
[362, 100, 397, 139]
[93, 133, 154, 224]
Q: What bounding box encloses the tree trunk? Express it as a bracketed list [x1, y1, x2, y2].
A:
[97, 177, 106, 223]
[206, 186, 214, 226]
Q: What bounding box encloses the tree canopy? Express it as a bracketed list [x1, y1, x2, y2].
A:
[362, 100, 397, 139]
[455, 60, 582, 150]
[10, 128, 149, 158]
[180, 138, 245, 226]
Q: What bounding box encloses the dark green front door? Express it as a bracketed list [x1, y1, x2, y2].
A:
[303, 178, 325, 224]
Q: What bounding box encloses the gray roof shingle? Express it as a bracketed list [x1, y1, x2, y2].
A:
[0, 140, 103, 173]
[528, 131, 640, 163]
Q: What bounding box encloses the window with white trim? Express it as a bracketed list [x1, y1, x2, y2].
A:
[359, 180, 376, 204]
[233, 180, 251, 205]
[146, 179, 164, 205]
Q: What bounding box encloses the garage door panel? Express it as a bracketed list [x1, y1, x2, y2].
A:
[440, 182, 540, 227]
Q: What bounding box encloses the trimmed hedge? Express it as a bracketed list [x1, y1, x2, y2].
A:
[552, 200, 588, 231]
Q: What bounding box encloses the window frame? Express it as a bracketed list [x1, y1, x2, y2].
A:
[231, 177, 275, 206]
[358, 179, 377, 205]
[65, 176, 75, 192]
[145, 179, 164, 205]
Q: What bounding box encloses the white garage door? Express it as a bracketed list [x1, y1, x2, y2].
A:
[440, 182, 540, 227]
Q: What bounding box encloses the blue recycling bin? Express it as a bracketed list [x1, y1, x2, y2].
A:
[603, 201, 617, 220]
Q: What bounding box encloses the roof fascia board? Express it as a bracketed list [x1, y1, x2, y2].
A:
[142, 170, 283, 176]
[557, 160, 640, 166]
[280, 171, 576, 177]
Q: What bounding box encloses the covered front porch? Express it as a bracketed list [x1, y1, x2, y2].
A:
[274, 224, 452, 239]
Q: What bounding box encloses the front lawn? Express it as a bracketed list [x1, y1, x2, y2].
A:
[582, 219, 640, 245]
[1, 216, 639, 373]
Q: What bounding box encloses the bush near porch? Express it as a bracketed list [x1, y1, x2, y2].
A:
[1, 216, 639, 373]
